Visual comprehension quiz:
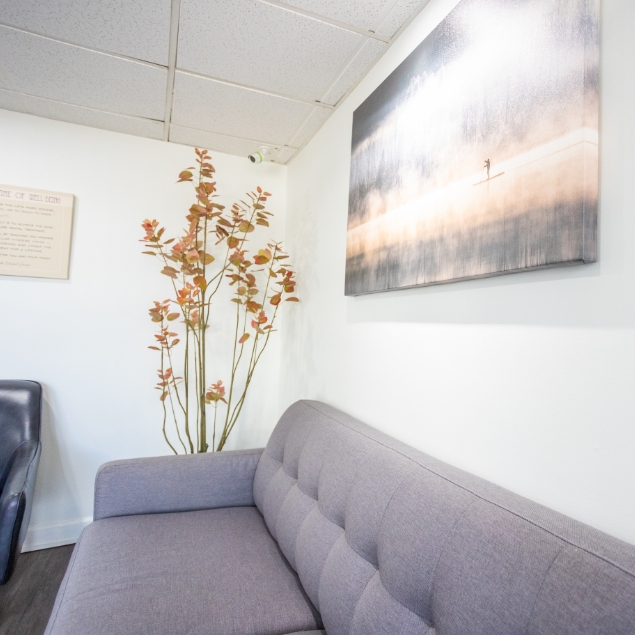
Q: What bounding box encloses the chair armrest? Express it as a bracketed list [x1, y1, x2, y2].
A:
[0, 440, 41, 584]
[94, 448, 264, 520]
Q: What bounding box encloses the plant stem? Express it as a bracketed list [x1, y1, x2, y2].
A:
[184, 329, 194, 453]
[146, 159, 292, 456]
[217, 312, 280, 450]
[160, 351, 178, 455]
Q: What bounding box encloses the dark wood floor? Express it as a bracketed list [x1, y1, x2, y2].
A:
[0, 545, 73, 635]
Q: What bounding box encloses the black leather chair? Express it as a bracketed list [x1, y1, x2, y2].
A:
[0, 381, 42, 585]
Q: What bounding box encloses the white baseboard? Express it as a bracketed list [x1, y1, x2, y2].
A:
[22, 517, 92, 552]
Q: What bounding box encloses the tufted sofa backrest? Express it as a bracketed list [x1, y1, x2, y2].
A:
[253, 401, 635, 635]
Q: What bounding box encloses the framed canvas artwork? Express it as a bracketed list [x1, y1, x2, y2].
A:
[345, 0, 599, 295]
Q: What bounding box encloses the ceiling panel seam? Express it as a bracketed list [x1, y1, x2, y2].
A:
[1, 0, 433, 164]
[283, 0, 434, 164]
[163, 0, 182, 141]
[370, 0, 403, 31]
[318, 38, 370, 106]
[0, 23, 167, 70]
[257, 0, 390, 43]
[170, 122, 299, 150]
[376, 0, 433, 37]
[175, 69, 334, 110]
[317, 2, 425, 113]
[0, 87, 164, 123]
[169, 125, 286, 148]
[285, 106, 319, 148]
[330, 1, 434, 116]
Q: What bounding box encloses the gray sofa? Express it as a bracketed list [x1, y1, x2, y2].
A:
[45, 400, 635, 635]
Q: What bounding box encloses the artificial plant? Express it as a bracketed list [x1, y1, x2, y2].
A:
[141, 149, 297, 453]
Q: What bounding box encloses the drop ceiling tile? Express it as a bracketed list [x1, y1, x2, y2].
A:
[0, 27, 167, 120]
[177, 0, 363, 102]
[376, 0, 428, 38]
[278, 0, 394, 31]
[0, 89, 164, 139]
[0, 0, 171, 65]
[288, 106, 332, 148]
[170, 124, 281, 159]
[172, 71, 314, 145]
[276, 147, 298, 164]
[322, 39, 386, 105]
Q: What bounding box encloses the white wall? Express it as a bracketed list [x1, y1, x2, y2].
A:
[281, 0, 635, 545]
[0, 109, 288, 549]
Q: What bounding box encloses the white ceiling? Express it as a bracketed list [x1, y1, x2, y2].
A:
[0, 0, 428, 164]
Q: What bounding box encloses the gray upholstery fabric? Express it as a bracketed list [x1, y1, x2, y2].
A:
[47, 399, 635, 635]
[94, 448, 263, 520]
[254, 400, 635, 635]
[45, 506, 321, 635]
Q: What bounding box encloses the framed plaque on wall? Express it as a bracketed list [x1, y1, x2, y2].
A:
[0, 184, 74, 279]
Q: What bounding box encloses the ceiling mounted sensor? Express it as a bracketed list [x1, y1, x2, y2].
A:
[248, 145, 272, 164]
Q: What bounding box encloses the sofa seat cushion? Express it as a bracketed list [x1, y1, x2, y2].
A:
[45, 507, 321, 635]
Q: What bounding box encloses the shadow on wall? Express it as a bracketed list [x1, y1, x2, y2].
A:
[346, 256, 634, 329]
[344, 0, 635, 330]
[283, 196, 327, 402]
[32, 390, 84, 526]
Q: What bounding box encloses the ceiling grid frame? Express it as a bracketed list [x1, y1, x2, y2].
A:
[163, 0, 182, 142]
[0, 22, 166, 70]
[0, 0, 433, 163]
[257, 0, 391, 42]
[175, 68, 335, 110]
[0, 87, 164, 125]
[286, 0, 433, 159]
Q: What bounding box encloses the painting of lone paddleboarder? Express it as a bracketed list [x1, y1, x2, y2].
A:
[345, 0, 599, 295]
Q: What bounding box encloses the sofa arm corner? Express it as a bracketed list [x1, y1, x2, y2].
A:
[94, 448, 263, 520]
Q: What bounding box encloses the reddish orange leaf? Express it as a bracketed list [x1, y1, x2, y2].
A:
[161, 266, 178, 279]
[186, 248, 199, 263]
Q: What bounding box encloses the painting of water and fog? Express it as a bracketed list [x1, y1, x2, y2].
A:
[345, 0, 599, 295]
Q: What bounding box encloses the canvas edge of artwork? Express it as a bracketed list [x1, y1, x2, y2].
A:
[343, 0, 601, 297]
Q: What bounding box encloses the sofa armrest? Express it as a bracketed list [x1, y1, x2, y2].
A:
[94, 448, 264, 520]
[0, 440, 41, 584]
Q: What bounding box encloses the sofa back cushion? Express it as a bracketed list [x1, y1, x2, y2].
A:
[253, 401, 635, 635]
